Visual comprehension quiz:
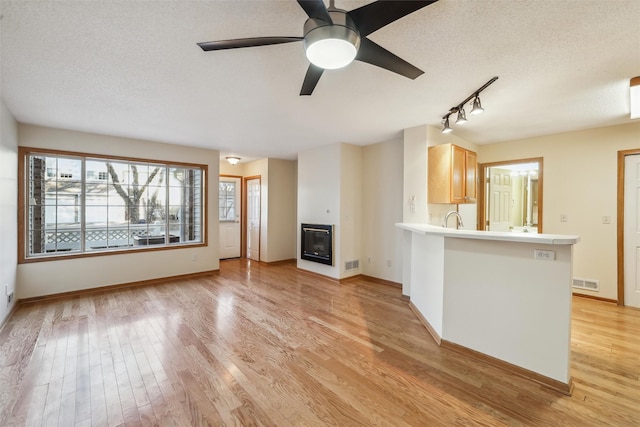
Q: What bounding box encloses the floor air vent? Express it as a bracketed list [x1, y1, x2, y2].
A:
[572, 278, 599, 291]
[345, 260, 360, 271]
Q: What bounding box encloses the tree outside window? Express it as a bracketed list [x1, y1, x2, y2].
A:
[23, 150, 204, 259]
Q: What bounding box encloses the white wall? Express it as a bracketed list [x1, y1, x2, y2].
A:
[219, 160, 245, 176]
[0, 99, 18, 325]
[479, 121, 640, 300]
[403, 125, 428, 223]
[17, 124, 220, 298]
[339, 144, 362, 279]
[266, 158, 297, 262]
[361, 139, 404, 282]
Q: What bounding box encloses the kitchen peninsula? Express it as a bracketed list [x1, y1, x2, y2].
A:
[397, 223, 580, 394]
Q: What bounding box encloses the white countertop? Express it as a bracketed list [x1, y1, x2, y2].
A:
[396, 223, 580, 245]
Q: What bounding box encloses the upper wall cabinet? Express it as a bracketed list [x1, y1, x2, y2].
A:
[428, 144, 477, 204]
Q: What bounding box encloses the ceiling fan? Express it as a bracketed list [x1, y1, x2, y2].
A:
[197, 0, 438, 95]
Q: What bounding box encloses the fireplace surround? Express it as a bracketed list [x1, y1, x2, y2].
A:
[301, 223, 333, 266]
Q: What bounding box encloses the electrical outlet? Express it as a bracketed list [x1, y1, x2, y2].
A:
[367, 257, 372, 263]
[534, 249, 555, 260]
[191, 255, 198, 262]
[602, 216, 611, 224]
[560, 214, 568, 222]
[386, 260, 391, 268]
[7, 292, 14, 305]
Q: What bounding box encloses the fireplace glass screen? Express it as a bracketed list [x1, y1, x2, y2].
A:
[301, 223, 333, 265]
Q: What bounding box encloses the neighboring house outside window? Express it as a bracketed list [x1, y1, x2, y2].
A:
[19, 148, 206, 262]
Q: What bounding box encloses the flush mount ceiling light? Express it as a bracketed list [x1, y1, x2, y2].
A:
[226, 156, 241, 165]
[631, 76, 640, 119]
[441, 76, 498, 134]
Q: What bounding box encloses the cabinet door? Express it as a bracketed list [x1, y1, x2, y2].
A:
[465, 150, 477, 202]
[450, 145, 466, 203]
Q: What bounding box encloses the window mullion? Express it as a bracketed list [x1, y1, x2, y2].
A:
[165, 166, 170, 245]
[81, 158, 86, 253]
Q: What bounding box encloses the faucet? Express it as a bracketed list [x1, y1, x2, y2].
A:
[444, 211, 464, 229]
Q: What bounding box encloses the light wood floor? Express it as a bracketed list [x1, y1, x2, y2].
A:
[1, 259, 639, 426]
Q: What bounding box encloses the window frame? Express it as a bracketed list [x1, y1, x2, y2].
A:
[18, 147, 208, 263]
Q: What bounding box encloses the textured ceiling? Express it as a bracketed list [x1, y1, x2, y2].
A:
[1, 0, 639, 162]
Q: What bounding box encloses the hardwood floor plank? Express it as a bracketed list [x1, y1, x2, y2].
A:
[24, 383, 47, 427]
[1, 259, 639, 426]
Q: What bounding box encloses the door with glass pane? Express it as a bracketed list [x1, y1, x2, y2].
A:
[219, 176, 241, 259]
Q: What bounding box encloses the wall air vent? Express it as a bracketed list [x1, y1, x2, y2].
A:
[572, 278, 600, 291]
[345, 260, 360, 271]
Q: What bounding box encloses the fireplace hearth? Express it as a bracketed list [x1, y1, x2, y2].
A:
[301, 223, 333, 266]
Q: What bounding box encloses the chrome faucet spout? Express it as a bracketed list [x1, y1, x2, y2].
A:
[444, 211, 464, 229]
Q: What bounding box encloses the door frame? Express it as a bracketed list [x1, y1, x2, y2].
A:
[478, 157, 544, 232]
[243, 175, 261, 260]
[616, 148, 640, 306]
[219, 174, 243, 259]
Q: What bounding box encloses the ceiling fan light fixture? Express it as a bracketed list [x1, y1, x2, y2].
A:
[470, 96, 484, 115]
[304, 25, 360, 70]
[631, 76, 640, 119]
[225, 156, 241, 165]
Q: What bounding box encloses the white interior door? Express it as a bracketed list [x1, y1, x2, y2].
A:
[624, 154, 640, 308]
[488, 168, 512, 232]
[247, 178, 260, 261]
[219, 177, 241, 259]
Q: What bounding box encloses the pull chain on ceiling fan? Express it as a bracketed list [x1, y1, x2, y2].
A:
[197, 0, 438, 95]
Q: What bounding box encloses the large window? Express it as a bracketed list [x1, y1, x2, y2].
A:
[20, 148, 206, 261]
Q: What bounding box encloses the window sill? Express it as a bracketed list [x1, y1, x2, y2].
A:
[19, 241, 207, 264]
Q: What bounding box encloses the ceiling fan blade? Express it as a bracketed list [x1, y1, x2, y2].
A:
[348, 0, 438, 37]
[197, 37, 303, 51]
[300, 64, 325, 96]
[355, 37, 424, 79]
[297, 0, 332, 23]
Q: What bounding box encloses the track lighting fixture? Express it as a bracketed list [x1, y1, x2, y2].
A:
[470, 96, 484, 115]
[455, 107, 467, 124]
[441, 117, 453, 134]
[440, 77, 498, 134]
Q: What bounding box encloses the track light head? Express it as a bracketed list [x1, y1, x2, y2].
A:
[455, 107, 467, 124]
[441, 116, 453, 134]
[470, 96, 484, 115]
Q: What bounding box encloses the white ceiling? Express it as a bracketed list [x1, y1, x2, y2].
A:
[1, 0, 639, 163]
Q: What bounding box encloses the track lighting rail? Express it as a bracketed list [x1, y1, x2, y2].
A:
[441, 76, 499, 134]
